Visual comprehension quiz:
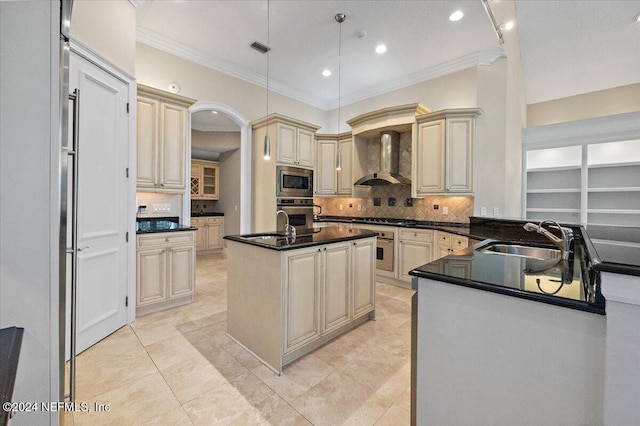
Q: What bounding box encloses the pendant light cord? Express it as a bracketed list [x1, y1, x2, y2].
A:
[266, 0, 270, 117]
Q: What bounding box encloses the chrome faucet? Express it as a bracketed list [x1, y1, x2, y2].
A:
[523, 220, 574, 260]
[276, 210, 296, 237]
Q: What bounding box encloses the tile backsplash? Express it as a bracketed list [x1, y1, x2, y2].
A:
[314, 185, 474, 223]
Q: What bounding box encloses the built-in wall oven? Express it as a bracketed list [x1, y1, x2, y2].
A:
[376, 230, 394, 272]
[277, 198, 314, 230]
[276, 166, 313, 198]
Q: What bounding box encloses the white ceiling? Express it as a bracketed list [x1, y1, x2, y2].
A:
[136, 0, 640, 124]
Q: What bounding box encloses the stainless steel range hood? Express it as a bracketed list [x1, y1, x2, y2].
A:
[354, 131, 410, 186]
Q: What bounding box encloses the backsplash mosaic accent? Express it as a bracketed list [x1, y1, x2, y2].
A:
[314, 185, 474, 223]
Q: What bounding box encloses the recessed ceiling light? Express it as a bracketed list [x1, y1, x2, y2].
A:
[375, 44, 387, 54]
[449, 10, 464, 22]
[322, 69, 332, 77]
[211, 111, 218, 114]
[500, 20, 515, 31]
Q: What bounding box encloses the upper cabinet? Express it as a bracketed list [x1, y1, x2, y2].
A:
[191, 159, 220, 200]
[276, 122, 316, 168]
[136, 84, 196, 193]
[315, 132, 353, 197]
[413, 108, 482, 197]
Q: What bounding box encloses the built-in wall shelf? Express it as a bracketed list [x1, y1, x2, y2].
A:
[527, 188, 581, 194]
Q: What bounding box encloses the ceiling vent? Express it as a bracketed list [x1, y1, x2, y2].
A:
[250, 41, 271, 54]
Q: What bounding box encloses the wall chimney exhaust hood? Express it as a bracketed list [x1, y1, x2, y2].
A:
[354, 131, 410, 186]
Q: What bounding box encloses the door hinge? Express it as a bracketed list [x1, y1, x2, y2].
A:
[125, 296, 129, 307]
[126, 102, 130, 113]
[126, 231, 129, 242]
[126, 167, 129, 178]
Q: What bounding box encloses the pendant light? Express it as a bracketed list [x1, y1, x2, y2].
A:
[263, 0, 271, 160]
[335, 13, 345, 170]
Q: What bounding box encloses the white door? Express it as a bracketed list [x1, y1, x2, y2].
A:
[69, 53, 129, 354]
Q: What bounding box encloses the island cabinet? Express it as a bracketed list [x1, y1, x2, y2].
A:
[226, 233, 376, 374]
[398, 229, 435, 282]
[413, 108, 482, 196]
[136, 231, 195, 316]
[136, 84, 196, 193]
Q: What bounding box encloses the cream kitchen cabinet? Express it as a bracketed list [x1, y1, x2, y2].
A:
[337, 134, 353, 195]
[276, 121, 315, 168]
[436, 231, 469, 260]
[315, 135, 337, 196]
[398, 229, 435, 282]
[315, 132, 353, 197]
[191, 216, 224, 253]
[351, 238, 376, 318]
[136, 84, 196, 193]
[191, 159, 220, 200]
[136, 231, 195, 316]
[413, 108, 482, 197]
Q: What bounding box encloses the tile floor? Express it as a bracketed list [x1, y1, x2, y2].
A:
[63, 253, 414, 425]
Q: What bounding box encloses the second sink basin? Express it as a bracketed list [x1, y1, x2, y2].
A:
[477, 242, 561, 260]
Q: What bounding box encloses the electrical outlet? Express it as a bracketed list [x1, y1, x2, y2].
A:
[493, 207, 499, 216]
[443, 206, 449, 215]
[339, 204, 343, 211]
[480, 206, 487, 216]
[357, 204, 362, 212]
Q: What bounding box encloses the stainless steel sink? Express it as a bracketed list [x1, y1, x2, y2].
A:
[476, 242, 561, 260]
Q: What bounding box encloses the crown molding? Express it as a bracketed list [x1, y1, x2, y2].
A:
[137, 27, 505, 111]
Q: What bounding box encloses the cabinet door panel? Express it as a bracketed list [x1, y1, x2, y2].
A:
[206, 220, 223, 250]
[399, 241, 433, 282]
[323, 244, 351, 333]
[416, 120, 445, 194]
[317, 139, 337, 195]
[137, 248, 166, 305]
[277, 123, 297, 165]
[136, 97, 159, 188]
[284, 250, 321, 353]
[446, 118, 473, 192]
[352, 239, 375, 318]
[191, 219, 207, 251]
[160, 103, 186, 190]
[168, 245, 194, 298]
[337, 138, 353, 195]
[297, 128, 314, 167]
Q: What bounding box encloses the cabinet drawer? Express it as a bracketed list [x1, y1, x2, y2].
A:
[190, 218, 206, 227]
[137, 231, 195, 248]
[451, 235, 469, 249]
[207, 217, 223, 224]
[437, 232, 451, 246]
[399, 228, 433, 243]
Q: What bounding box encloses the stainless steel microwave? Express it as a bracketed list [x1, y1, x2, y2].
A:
[276, 166, 313, 198]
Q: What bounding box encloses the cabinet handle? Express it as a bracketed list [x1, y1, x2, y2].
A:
[160, 183, 165, 187]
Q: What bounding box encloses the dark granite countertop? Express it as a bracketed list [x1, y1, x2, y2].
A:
[410, 218, 606, 315]
[136, 216, 196, 234]
[191, 212, 224, 217]
[224, 226, 377, 251]
[1, 326, 24, 425]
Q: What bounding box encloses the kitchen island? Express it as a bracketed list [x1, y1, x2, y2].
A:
[408, 218, 609, 425]
[224, 226, 377, 374]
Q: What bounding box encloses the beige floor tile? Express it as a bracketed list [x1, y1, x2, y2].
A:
[73, 372, 180, 426]
[144, 406, 193, 425]
[289, 371, 378, 426]
[252, 355, 334, 403]
[375, 297, 413, 328]
[338, 343, 407, 397]
[395, 386, 412, 411]
[145, 334, 205, 371]
[374, 403, 410, 426]
[74, 328, 158, 401]
[198, 344, 250, 380]
[160, 356, 229, 404]
[342, 391, 396, 426]
[182, 385, 268, 426]
[309, 332, 365, 370]
[266, 404, 312, 426]
[228, 372, 290, 419]
[221, 340, 264, 370]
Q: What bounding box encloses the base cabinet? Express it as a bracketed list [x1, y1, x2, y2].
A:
[398, 229, 435, 282]
[136, 231, 195, 316]
[191, 216, 224, 253]
[435, 231, 469, 260]
[227, 236, 376, 374]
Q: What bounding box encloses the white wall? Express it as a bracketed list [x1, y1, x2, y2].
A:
[0, 2, 61, 424]
[217, 149, 242, 236]
[71, 0, 136, 75]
